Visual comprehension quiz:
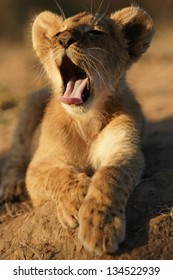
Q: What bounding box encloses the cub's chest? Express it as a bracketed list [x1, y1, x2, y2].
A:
[53, 117, 103, 169]
[59, 121, 98, 158]
[44, 101, 107, 169]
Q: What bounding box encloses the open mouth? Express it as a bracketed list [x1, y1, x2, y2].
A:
[58, 55, 91, 106]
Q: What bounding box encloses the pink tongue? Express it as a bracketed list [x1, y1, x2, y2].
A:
[58, 77, 88, 105]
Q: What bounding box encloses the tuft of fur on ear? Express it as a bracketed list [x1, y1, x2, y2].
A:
[111, 6, 155, 61]
[32, 11, 63, 61]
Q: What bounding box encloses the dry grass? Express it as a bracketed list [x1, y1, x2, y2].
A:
[0, 201, 31, 224]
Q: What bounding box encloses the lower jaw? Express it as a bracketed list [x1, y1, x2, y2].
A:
[61, 103, 88, 115]
[61, 96, 93, 115]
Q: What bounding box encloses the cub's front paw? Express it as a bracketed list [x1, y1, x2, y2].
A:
[57, 174, 91, 229]
[78, 197, 125, 256]
[0, 178, 26, 204]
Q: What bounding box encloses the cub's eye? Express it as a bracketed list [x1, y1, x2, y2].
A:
[87, 30, 105, 36]
[55, 32, 61, 37]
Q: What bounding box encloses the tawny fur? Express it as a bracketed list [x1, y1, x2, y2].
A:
[0, 7, 154, 256]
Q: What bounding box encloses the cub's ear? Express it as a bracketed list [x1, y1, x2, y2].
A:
[111, 6, 155, 61]
[32, 11, 63, 61]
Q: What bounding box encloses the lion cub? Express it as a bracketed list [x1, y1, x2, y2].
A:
[2, 7, 154, 255]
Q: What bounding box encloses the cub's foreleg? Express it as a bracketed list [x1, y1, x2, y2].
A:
[78, 115, 144, 255]
[26, 162, 91, 228]
[0, 90, 49, 202]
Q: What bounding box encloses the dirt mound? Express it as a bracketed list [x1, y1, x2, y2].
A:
[0, 170, 173, 260]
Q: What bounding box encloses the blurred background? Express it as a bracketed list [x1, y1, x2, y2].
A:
[0, 0, 173, 41]
[0, 0, 173, 175]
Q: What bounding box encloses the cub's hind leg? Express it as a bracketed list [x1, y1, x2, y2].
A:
[0, 89, 50, 202]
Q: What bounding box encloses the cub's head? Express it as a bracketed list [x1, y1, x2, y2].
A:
[32, 6, 154, 113]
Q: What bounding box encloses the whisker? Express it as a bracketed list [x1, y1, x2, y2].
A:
[87, 47, 117, 62]
[91, 0, 94, 15]
[30, 61, 43, 71]
[35, 71, 48, 91]
[88, 53, 110, 78]
[87, 47, 111, 55]
[95, 1, 110, 23]
[54, 0, 66, 20]
[80, 3, 90, 13]
[30, 60, 49, 91]
[95, 0, 105, 17]
[82, 53, 108, 89]
[32, 46, 50, 52]
[81, 54, 99, 76]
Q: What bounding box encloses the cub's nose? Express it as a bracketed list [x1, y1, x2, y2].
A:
[57, 31, 78, 49]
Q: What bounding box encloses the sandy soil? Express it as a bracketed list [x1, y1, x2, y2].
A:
[0, 26, 173, 260]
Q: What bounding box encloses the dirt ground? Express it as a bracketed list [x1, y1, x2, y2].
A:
[0, 25, 173, 260]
